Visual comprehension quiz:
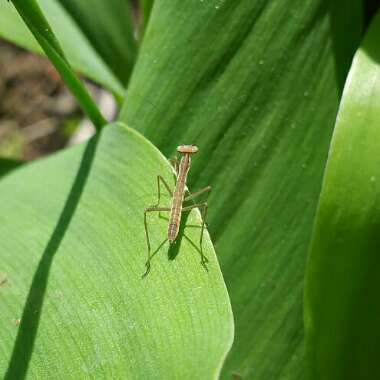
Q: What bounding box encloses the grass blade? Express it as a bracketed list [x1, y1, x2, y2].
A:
[10, 0, 106, 130]
[0, 0, 125, 98]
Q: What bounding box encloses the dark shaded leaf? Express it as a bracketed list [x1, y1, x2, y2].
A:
[59, 0, 137, 86]
[305, 10, 380, 380]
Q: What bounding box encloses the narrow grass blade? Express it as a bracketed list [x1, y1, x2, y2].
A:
[9, 0, 106, 130]
[0, 0, 125, 98]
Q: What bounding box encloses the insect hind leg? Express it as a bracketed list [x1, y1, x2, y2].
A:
[184, 186, 211, 202]
[181, 202, 209, 271]
[143, 207, 171, 278]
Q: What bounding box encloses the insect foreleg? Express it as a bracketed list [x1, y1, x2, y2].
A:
[170, 156, 180, 175]
[152, 176, 172, 208]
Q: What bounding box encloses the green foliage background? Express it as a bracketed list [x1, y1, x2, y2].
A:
[0, 0, 379, 379]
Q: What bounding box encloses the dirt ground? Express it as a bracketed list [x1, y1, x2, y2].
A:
[0, 40, 81, 161]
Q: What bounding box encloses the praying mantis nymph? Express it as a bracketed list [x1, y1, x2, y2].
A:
[143, 145, 211, 277]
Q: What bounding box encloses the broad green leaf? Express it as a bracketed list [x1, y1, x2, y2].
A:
[9, 0, 106, 130]
[59, 0, 137, 86]
[0, 0, 124, 98]
[119, 1, 362, 378]
[0, 123, 233, 379]
[304, 10, 380, 380]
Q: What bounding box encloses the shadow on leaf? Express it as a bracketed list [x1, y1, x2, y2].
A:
[5, 133, 100, 380]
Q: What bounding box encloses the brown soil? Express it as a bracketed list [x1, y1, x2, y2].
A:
[0, 41, 80, 160]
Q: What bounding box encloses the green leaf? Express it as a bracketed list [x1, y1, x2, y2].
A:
[119, 1, 362, 378]
[139, 0, 154, 38]
[9, 0, 106, 130]
[304, 10, 380, 380]
[59, 0, 137, 86]
[0, 0, 125, 98]
[0, 123, 233, 379]
[0, 158, 23, 179]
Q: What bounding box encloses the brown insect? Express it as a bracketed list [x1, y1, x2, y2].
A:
[143, 145, 211, 277]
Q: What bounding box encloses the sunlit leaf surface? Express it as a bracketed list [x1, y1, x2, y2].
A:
[0, 123, 233, 379]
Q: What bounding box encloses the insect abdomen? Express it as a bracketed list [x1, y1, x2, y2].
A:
[167, 154, 189, 242]
[167, 195, 183, 241]
[168, 221, 180, 242]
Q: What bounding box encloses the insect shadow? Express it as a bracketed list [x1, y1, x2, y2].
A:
[143, 210, 207, 275]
